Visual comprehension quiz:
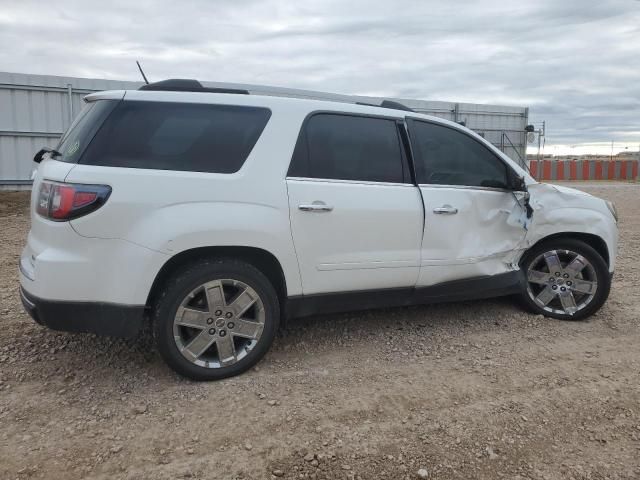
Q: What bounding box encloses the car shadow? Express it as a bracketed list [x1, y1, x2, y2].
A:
[19, 295, 530, 385]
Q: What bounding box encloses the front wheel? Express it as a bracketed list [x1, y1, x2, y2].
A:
[153, 258, 280, 380]
[519, 239, 611, 320]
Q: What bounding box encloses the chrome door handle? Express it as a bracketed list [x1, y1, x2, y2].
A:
[433, 205, 458, 215]
[299, 202, 334, 212]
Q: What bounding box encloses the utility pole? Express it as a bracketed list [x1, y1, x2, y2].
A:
[531, 121, 546, 181]
[611, 140, 614, 162]
[537, 121, 545, 160]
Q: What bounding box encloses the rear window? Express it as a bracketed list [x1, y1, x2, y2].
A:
[56, 100, 118, 163]
[80, 101, 271, 173]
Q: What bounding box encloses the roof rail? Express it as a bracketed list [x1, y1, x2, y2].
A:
[380, 100, 414, 112]
[139, 79, 249, 94]
[357, 100, 415, 113]
[137, 79, 415, 112]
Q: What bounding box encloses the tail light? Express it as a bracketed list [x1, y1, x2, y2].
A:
[36, 181, 111, 221]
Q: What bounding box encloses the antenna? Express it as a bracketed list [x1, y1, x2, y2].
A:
[136, 60, 149, 84]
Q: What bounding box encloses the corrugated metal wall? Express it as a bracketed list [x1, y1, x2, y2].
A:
[0, 72, 529, 188]
[0, 72, 139, 188]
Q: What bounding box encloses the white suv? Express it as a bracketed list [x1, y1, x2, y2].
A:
[19, 79, 618, 380]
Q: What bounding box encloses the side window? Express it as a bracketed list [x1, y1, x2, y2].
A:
[81, 101, 271, 173]
[409, 120, 508, 188]
[288, 113, 406, 183]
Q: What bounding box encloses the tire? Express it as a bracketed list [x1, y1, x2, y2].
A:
[153, 258, 280, 380]
[518, 238, 611, 321]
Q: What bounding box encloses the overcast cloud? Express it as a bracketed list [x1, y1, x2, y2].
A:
[1, 0, 639, 153]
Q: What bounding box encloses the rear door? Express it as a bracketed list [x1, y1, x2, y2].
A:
[286, 113, 424, 295]
[407, 119, 528, 287]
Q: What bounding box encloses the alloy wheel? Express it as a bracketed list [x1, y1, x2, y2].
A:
[526, 249, 598, 316]
[173, 279, 265, 368]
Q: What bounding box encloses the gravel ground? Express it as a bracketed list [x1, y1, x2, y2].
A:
[1, 183, 639, 480]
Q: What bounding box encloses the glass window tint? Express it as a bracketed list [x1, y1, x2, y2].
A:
[289, 113, 405, 183]
[410, 121, 508, 188]
[81, 101, 271, 173]
[56, 100, 118, 163]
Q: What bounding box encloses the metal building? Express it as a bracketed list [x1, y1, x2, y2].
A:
[0, 71, 529, 189]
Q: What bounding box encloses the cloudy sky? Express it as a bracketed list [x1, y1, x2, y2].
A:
[1, 0, 639, 154]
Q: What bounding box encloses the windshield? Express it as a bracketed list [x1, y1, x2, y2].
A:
[55, 100, 118, 163]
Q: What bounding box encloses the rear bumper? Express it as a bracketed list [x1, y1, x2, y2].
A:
[20, 287, 145, 338]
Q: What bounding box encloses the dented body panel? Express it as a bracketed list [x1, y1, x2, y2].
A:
[417, 186, 527, 287]
[416, 181, 617, 287]
[519, 183, 617, 272]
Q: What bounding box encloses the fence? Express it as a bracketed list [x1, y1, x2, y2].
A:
[529, 159, 639, 181]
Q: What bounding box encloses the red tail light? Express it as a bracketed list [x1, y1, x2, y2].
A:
[36, 181, 111, 221]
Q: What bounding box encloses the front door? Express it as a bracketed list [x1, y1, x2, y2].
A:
[286, 113, 424, 295]
[407, 119, 528, 287]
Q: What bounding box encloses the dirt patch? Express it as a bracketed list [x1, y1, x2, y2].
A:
[1, 184, 639, 480]
[0, 190, 30, 216]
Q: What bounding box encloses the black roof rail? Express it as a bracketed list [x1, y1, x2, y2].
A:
[356, 100, 415, 113]
[380, 100, 414, 112]
[138, 79, 249, 94]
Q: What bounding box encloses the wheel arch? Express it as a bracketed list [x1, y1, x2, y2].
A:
[146, 246, 288, 310]
[522, 232, 610, 267]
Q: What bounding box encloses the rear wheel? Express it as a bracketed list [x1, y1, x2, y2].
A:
[153, 258, 279, 380]
[519, 239, 610, 320]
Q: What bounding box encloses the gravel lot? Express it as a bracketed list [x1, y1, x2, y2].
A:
[1, 183, 639, 480]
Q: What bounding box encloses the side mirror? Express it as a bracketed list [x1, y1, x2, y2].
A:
[507, 169, 527, 192]
[506, 170, 533, 219]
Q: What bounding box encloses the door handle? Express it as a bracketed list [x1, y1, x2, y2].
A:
[299, 202, 334, 212]
[433, 205, 458, 215]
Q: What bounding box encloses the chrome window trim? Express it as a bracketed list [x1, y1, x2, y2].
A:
[417, 183, 510, 193]
[286, 176, 413, 187]
[287, 177, 510, 190]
